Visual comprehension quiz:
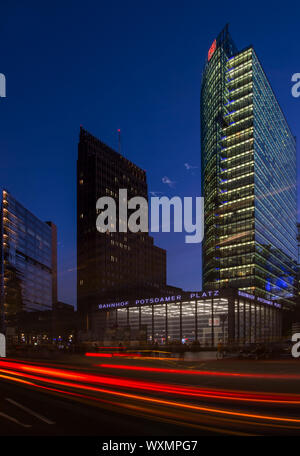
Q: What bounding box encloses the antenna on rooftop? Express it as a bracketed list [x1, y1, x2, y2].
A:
[117, 128, 121, 155]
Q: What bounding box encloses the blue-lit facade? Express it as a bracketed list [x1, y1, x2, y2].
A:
[0, 190, 56, 334]
[201, 25, 297, 308]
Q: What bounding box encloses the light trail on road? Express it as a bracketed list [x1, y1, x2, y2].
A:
[1, 359, 300, 404]
[1, 358, 300, 435]
[97, 363, 300, 379]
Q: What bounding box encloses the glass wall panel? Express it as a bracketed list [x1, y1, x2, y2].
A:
[213, 298, 228, 344]
[197, 299, 212, 346]
[167, 303, 180, 343]
[128, 307, 139, 330]
[153, 304, 166, 344]
[117, 308, 128, 327]
[140, 305, 153, 343]
[182, 301, 196, 343]
[107, 309, 117, 326]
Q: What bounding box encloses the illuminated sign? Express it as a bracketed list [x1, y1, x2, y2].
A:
[208, 39, 217, 61]
[238, 291, 255, 300]
[98, 301, 129, 310]
[98, 290, 219, 310]
[238, 291, 281, 308]
[98, 290, 281, 311]
[135, 295, 182, 305]
[209, 317, 220, 327]
[190, 291, 219, 299]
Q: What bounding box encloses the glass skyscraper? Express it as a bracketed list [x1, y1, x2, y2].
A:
[0, 190, 57, 335]
[201, 25, 297, 308]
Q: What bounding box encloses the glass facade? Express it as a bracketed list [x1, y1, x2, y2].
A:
[0, 190, 54, 331]
[201, 25, 297, 307]
[103, 291, 281, 346]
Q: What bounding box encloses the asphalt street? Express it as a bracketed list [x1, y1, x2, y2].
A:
[0, 355, 300, 437]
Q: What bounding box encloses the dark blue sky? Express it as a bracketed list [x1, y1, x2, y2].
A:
[1, 1, 299, 306]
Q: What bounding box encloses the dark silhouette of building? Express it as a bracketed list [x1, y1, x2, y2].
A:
[52, 301, 77, 344]
[77, 127, 180, 334]
[46, 221, 58, 307]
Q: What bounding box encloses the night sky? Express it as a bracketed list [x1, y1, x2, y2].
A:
[0, 1, 299, 307]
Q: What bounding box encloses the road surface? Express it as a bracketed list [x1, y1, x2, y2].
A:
[0, 353, 300, 436]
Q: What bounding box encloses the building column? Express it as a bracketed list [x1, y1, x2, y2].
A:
[195, 301, 198, 342]
[179, 302, 182, 343]
[211, 297, 214, 347]
[165, 303, 168, 344]
[237, 299, 240, 344]
[254, 303, 257, 343]
[228, 296, 235, 344]
[151, 304, 154, 343]
[243, 300, 246, 344]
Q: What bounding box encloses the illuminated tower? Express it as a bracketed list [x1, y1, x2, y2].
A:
[201, 25, 297, 308]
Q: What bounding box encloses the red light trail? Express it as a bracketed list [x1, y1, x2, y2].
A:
[1, 358, 300, 433]
[98, 363, 300, 380]
[85, 352, 141, 358]
[1, 359, 300, 404]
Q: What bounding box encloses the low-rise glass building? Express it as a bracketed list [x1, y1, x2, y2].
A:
[95, 289, 281, 346]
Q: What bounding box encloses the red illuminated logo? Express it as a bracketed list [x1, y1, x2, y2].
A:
[208, 39, 217, 61]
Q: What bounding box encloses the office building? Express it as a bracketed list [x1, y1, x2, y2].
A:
[201, 25, 297, 308]
[77, 127, 179, 333]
